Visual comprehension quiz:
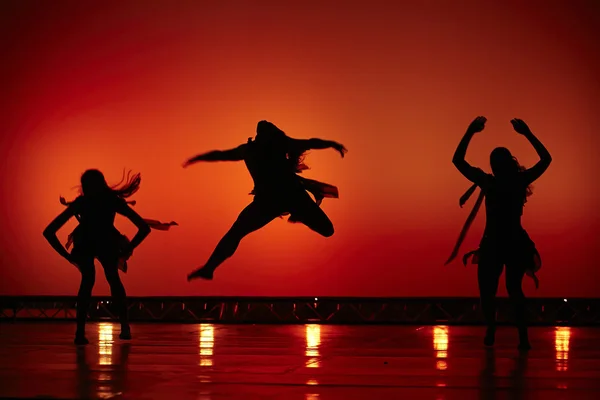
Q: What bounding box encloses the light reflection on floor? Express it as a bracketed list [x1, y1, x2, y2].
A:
[199, 324, 215, 367]
[305, 324, 321, 368]
[98, 322, 113, 366]
[433, 325, 449, 371]
[0, 324, 598, 400]
[555, 327, 570, 372]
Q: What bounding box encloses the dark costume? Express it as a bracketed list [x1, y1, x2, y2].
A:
[446, 170, 541, 333]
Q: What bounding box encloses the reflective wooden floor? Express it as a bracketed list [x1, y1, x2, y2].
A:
[0, 323, 599, 399]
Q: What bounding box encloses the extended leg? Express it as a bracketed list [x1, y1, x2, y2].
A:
[188, 200, 283, 281]
[477, 256, 503, 346]
[506, 263, 530, 350]
[100, 256, 131, 339]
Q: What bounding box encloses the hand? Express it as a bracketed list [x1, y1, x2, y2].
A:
[510, 118, 532, 135]
[333, 142, 348, 158]
[467, 116, 487, 133]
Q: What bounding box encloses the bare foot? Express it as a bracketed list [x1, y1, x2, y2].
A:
[188, 268, 214, 281]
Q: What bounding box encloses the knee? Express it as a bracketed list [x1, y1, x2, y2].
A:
[323, 226, 334, 238]
[321, 222, 334, 238]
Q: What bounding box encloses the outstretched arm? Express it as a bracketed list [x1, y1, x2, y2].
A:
[43, 205, 77, 261]
[511, 119, 552, 184]
[183, 144, 246, 167]
[452, 116, 488, 184]
[115, 201, 151, 254]
[293, 138, 347, 158]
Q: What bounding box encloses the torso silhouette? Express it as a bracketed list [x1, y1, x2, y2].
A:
[480, 173, 527, 239]
[71, 194, 123, 247]
[243, 139, 301, 197]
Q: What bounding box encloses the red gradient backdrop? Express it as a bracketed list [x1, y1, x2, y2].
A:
[1, 1, 599, 297]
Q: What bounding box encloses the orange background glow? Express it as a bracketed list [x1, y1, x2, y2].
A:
[1, 1, 599, 297]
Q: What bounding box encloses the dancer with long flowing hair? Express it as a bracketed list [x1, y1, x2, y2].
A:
[43, 170, 175, 344]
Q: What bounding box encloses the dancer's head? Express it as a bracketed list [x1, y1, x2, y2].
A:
[80, 169, 141, 199]
[80, 169, 109, 197]
[255, 120, 308, 173]
[256, 120, 286, 143]
[490, 147, 521, 178]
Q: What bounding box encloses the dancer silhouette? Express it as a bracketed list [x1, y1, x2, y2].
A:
[184, 120, 347, 281]
[449, 117, 552, 350]
[43, 170, 154, 345]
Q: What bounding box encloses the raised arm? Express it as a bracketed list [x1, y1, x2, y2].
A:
[115, 200, 151, 254]
[43, 203, 77, 261]
[293, 138, 347, 158]
[452, 116, 488, 184]
[510, 119, 552, 184]
[182, 144, 246, 168]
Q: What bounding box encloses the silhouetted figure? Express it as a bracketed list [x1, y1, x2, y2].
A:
[183, 120, 347, 281]
[449, 117, 552, 350]
[43, 170, 152, 345]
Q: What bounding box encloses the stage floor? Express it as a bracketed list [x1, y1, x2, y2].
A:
[0, 323, 598, 399]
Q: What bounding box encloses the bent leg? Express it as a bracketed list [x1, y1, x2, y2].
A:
[289, 192, 334, 237]
[188, 200, 282, 280]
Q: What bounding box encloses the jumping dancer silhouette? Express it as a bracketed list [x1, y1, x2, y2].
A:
[448, 117, 552, 350]
[43, 170, 174, 345]
[183, 120, 347, 281]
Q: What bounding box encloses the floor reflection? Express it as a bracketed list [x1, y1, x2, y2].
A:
[555, 327, 570, 372]
[98, 322, 113, 366]
[478, 348, 496, 399]
[76, 324, 130, 400]
[199, 324, 214, 367]
[305, 324, 321, 368]
[433, 326, 448, 371]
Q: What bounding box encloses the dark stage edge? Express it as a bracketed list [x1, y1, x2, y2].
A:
[1, 296, 599, 325]
[1, 323, 599, 399]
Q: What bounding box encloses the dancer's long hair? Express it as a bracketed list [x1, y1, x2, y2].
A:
[79, 169, 141, 199]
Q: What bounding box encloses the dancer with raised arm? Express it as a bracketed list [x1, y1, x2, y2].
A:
[183, 120, 347, 281]
[43, 170, 168, 345]
[448, 116, 552, 350]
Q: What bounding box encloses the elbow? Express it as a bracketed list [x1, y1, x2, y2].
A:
[42, 227, 54, 239]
